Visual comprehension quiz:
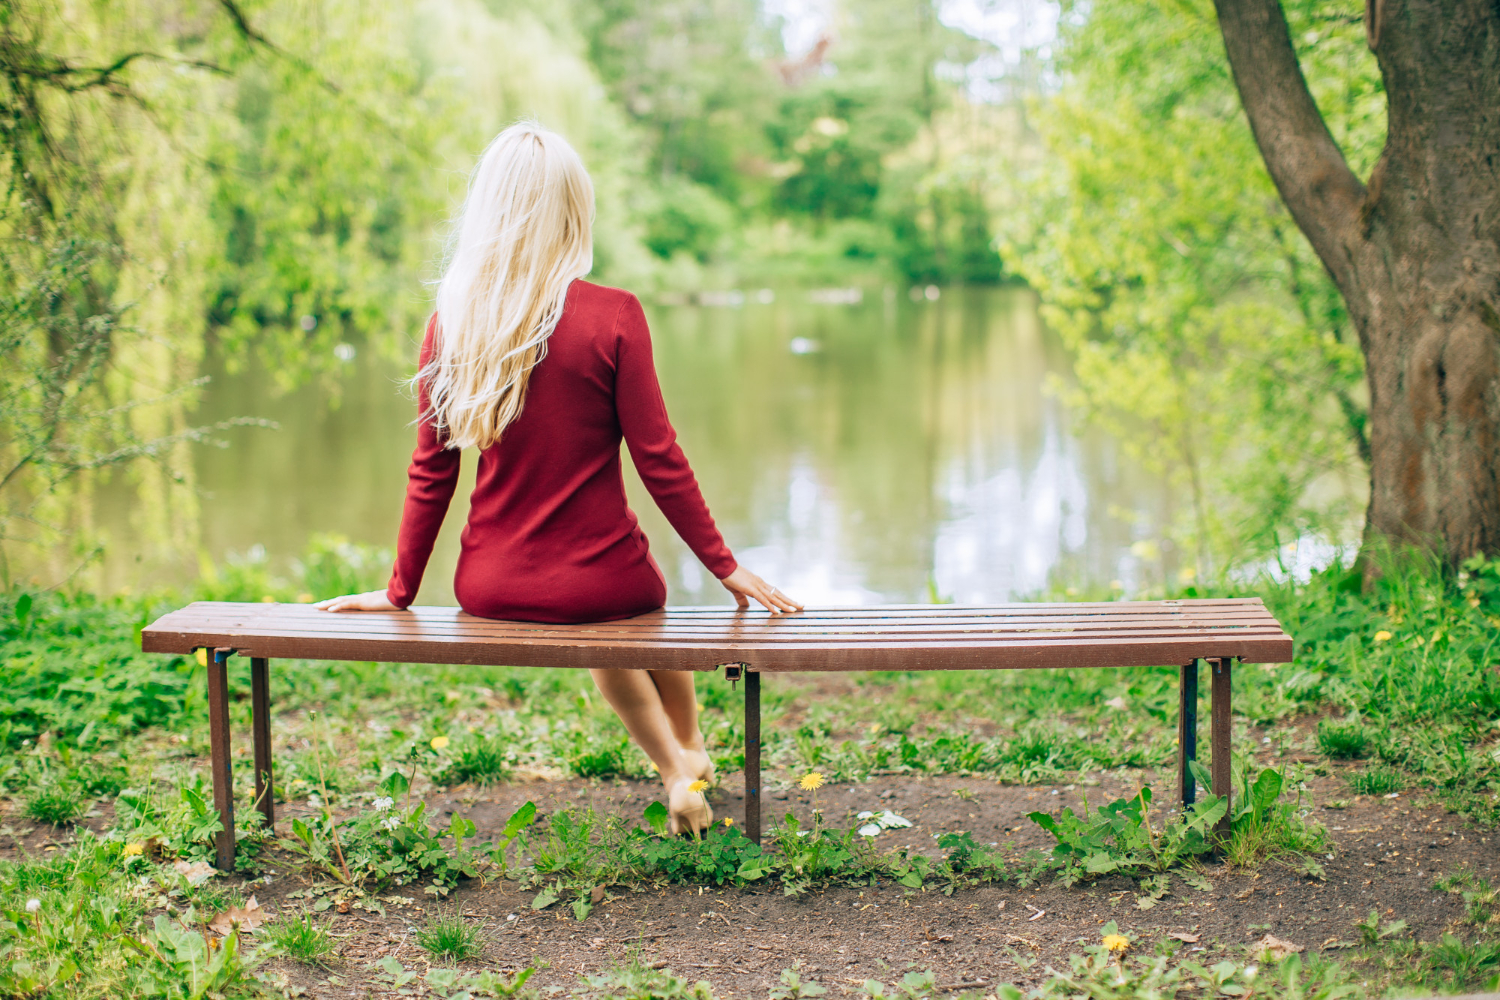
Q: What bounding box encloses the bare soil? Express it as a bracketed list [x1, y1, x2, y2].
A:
[7, 762, 1494, 998]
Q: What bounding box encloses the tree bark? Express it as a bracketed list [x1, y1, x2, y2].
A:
[1213, 0, 1500, 569]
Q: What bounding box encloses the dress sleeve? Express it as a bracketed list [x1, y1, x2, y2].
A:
[385, 315, 462, 608]
[613, 294, 738, 580]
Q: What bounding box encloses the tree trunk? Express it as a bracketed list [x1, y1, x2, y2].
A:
[1213, 0, 1500, 569]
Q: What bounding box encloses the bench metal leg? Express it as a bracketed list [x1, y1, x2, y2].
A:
[745, 670, 761, 845]
[1211, 656, 1234, 841]
[251, 657, 275, 830]
[207, 648, 237, 871]
[1178, 660, 1198, 806]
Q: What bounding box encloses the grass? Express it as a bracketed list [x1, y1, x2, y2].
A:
[1317, 718, 1372, 758]
[415, 908, 485, 961]
[1347, 765, 1405, 796]
[433, 734, 511, 787]
[23, 781, 83, 825]
[264, 911, 337, 966]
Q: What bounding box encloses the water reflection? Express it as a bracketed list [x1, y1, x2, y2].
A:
[92, 287, 1174, 604]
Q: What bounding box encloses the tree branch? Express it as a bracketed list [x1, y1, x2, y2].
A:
[1212, 0, 1368, 293]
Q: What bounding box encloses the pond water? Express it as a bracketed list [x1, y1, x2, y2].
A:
[92, 287, 1178, 605]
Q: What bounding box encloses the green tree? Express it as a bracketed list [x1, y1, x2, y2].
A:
[1005, 0, 1379, 574]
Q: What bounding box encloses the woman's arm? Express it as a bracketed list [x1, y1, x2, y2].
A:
[319, 316, 460, 613]
[612, 294, 800, 613]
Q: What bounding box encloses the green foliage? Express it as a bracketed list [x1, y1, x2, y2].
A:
[562, 731, 643, 779]
[0, 834, 264, 999]
[1006, 0, 1381, 571]
[578, 956, 713, 1000]
[861, 970, 941, 1000]
[23, 781, 83, 826]
[1027, 786, 1225, 884]
[432, 734, 511, 787]
[1347, 766, 1404, 796]
[264, 911, 336, 966]
[1223, 760, 1328, 868]
[1317, 719, 1372, 759]
[415, 908, 484, 962]
[771, 965, 828, 1000]
[998, 927, 1364, 1000]
[376, 958, 539, 999]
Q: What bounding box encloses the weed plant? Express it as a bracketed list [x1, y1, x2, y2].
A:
[1347, 765, 1404, 796]
[416, 908, 484, 961]
[23, 780, 83, 825]
[1316, 719, 1372, 759]
[264, 911, 336, 966]
[579, 955, 713, 1000]
[433, 733, 511, 787]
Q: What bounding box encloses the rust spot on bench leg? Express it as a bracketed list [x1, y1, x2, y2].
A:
[745, 669, 761, 845]
[1178, 660, 1198, 806]
[1211, 656, 1233, 844]
[251, 657, 275, 831]
[208, 648, 237, 871]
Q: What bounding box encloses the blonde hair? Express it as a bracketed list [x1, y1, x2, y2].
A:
[420, 122, 595, 450]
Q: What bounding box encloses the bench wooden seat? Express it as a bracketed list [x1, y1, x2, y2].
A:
[141, 598, 1294, 869]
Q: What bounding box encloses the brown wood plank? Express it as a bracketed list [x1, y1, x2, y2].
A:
[142, 631, 1293, 672]
[160, 610, 1280, 635]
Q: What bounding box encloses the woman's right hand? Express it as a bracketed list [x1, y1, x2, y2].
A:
[314, 590, 401, 612]
[720, 565, 802, 614]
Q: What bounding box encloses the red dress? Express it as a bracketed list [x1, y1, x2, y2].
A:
[384, 280, 737, 623]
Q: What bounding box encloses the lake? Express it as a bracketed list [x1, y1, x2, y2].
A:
[83, 286, 1175, 605]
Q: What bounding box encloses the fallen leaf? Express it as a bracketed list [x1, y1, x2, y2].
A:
[590, 885, 605, 904]
[208, 896, 268, 936]
[1254, 934, 1303, 962]
[1234, 887, 1255, 901]
[172, 860, 215, 886]
[1169, 932, 1201, 943]
[1136, 896, 1157, 910]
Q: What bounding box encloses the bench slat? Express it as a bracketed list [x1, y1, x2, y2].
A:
[141, 599, 1294, 672]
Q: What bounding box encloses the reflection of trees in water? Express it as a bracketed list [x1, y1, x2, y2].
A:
[633, 287, 1170, 604]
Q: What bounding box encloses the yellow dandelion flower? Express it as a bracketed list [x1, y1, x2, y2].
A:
[1373, 630, 1393, 643]
[724, 817, 734, 826]
[1103, 933, 1130, 953]
[799, 772, 824, 791]
[689, 779, 710, 794]
[430, 736, 450, 750]
[122, 842, 145, 857]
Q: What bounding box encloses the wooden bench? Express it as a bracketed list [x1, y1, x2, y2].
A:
[140, 598, 1294, 870]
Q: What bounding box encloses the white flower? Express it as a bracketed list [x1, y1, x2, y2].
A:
[373, 797, 394, 812]
[877, 811, 912, 829]
[308, 794, 322, 809]
[858, 823, 882, 837]
[381, 816, 401, 831]
[856, 811, 875, 820]
[25, 899, 40, 914]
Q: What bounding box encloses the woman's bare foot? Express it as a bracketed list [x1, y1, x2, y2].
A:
[666, 774, 713, 836]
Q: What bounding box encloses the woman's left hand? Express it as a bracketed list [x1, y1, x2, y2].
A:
[314, 590, 401, 612]
[720, 565, 803, 614]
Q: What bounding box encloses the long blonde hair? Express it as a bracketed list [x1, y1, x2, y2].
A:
[420, 122, 595, 449]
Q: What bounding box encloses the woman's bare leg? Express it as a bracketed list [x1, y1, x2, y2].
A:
[646, 670, 715, 783]
[589, 668, 711, 834]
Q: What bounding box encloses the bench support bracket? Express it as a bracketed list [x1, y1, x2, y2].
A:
[208, 648, 237, 871]
[744, 669, 761, 845]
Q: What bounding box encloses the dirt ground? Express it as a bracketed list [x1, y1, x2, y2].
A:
[9, 760, 1493, 998]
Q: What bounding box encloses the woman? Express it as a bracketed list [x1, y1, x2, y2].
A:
[316, 122, 800, 835]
